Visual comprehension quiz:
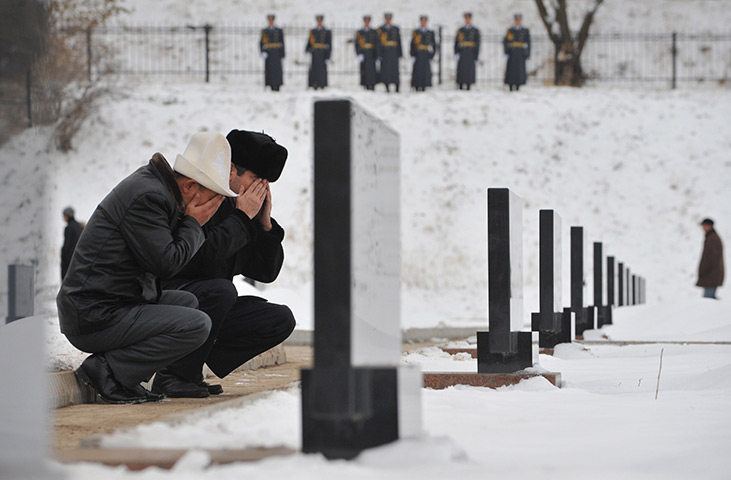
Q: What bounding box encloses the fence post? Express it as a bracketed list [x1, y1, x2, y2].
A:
[671, 32, 677, 89]
[26, 68, 32, 127]
[86, 26, 93, 82]
[438, 25, 443, 85]
[204, 24, 212, 83]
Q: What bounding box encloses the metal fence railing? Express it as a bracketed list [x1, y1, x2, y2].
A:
[60, 24, 731, 88]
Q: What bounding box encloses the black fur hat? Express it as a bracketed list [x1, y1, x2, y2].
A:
[226, 129, 288, 182]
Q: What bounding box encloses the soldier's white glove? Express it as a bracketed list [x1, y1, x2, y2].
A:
[261, 52, 268, 59]
[357, 54, 364, 63]
[455, 53, 460, 61]
[325, 59, 330, 65]
[411, 57, 416, 64]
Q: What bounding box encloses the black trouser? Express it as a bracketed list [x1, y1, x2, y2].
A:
[164, 278, 296, 382]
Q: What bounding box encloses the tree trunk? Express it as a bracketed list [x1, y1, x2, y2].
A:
[555, 38, 585, 87]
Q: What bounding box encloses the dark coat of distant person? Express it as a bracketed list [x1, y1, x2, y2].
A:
[260, 25, 285, 90]
[697, 228, 725, 287]
[61, 216, 84, 280]
[377, 23, 402, 86]
[503, 25, 530, 87]
[305, 26, 332, 89]
[355, 26, 379, 89]
[455, 24, 480, 88]
[410, 27, 436, 89]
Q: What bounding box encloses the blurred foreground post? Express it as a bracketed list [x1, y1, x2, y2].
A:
[0, 319, 60, 479]
[7, 264, 34, 324]
[301, 99, 421, 460]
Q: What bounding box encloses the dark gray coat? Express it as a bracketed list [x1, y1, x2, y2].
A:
[503, 26, 530, 86]
[56, 154, 205, 335]
[260, 26, 285, 88]
[697, 229, 724, 287]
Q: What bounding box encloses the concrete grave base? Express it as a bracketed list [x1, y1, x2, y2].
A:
[440, 346, 562, 357]
[423, 371, 562, 389]
[50, 344, 287, 408]
[56, 447, 296, 470]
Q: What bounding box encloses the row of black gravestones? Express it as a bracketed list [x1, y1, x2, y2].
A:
[303, 101, 646, 459]
[537, 213, 645, 347]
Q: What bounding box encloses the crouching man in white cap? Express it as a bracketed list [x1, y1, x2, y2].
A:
[56, 132, 238, 404]
[155, 129, 295, 398]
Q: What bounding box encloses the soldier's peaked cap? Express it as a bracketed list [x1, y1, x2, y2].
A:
[226, 130, 288, 182]
[266, 13, 275, 19]
[363, 15, 371, 21]
[464, 12, 472, 18]
[420, 15, 428, 21]
[384, 12, 393, 18]
[315, 14, 324, 20]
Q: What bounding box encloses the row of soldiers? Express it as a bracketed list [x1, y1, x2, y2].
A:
[260, 12, 531, 92]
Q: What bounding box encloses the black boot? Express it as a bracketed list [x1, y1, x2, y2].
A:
[75, 354, 147, 404]
[152, 369, 209, 398]
[196, 378, 223, 395]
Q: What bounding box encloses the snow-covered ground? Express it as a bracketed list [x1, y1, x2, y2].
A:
[0, 1, 730, 479]
[50, 298, 731, 480]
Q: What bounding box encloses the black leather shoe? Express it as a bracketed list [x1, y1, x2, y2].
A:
[152, 369, 209, 398]
[197, 379, 223, 395]
[131, 384, 166, 402]
[75, 354, 146, 404]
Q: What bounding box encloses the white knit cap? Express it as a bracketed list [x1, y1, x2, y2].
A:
[173, 132, 238, 197]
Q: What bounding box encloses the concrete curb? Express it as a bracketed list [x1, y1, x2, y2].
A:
[50, 344, 287, 409]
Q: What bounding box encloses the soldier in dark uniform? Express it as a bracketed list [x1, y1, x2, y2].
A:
[355, 15, 378, 90]
[305, 14, 332, 90]
[455, 12, 480, 90]
[260, 14, 285, 91]
[376, 12, 402, 92]
[410, 15, 436, 92]
[503, 13, 530, 91]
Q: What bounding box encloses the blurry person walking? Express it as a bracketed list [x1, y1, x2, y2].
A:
[697, 218, 724, 299]
[61, 206, 83, 280]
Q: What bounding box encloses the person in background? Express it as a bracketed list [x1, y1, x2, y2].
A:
[61, 206, 83, 280]
[697, 218, 724, 299]
[155, 129, 295, 398]
[260, 13, 285, 92]
[503, 13, 530, 91]
[306, 14, 332, 90]
[57, 132, 235, 404]
[377, 12, 402, 92]
[455, 12, 480, 90]
[355, 15, 378, 91]
[410, 15, 436, 92]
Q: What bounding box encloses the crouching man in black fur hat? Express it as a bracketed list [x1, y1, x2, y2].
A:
[153, 130, 296, 398]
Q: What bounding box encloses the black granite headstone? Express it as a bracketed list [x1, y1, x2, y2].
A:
[531, 210, 571, 348]
[594, 242, 611, 328]
[632, 275, 637, 305]
[617, 262, 624, 307]
[603, 255, 614, 325]
[302, 99, 421, 460]
[7, 265, 34, 324]
[570, 227, 594, 337]
[477, 188, 533, 373]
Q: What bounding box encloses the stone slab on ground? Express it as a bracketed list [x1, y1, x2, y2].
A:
[49, 344, 288, 409]
[423, 371, 562, 389]
[56, 447, 296, 470]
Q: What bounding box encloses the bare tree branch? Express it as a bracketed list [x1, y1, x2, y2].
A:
[534, 0, 556, 42]
[576, 0, 605, 58]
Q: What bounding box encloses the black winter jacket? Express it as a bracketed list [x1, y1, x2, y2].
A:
[56, 154, 205, 335]
[162, 197, 285, 288]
